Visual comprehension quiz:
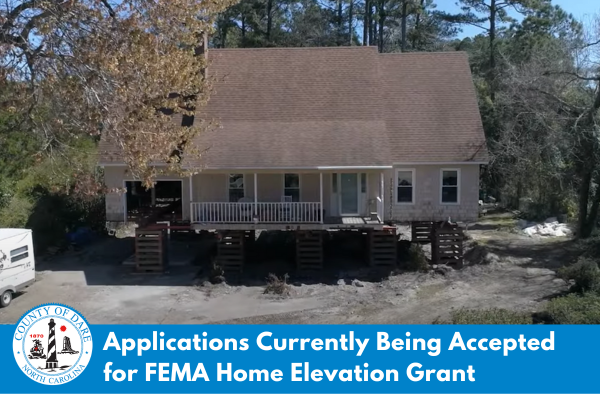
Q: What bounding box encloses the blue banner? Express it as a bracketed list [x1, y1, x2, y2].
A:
[1, 309, 599, 394]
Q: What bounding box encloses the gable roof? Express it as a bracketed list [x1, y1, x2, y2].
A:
[99, 47, 488, 168]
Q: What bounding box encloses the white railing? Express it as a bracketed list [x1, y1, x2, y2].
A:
[191, 202, 322, 224]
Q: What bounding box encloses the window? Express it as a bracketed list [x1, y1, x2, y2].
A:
[284, 174, 300, 202]
[332, 174, 338, 193]
[360, 173, 367, 193]
[10, 246, 29, 263]
[228, 174, 245, 202]
[441, 169, 460, 204]
[396, 169, 414, 203]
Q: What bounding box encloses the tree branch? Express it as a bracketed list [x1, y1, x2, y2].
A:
[543, 70, 600, 82]
[100, 0, 116, 18]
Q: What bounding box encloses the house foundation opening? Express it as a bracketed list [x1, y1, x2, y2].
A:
[125, 180, 183, 224]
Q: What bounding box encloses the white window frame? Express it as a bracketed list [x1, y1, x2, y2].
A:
[395, 168, 415, 205]
[10, 245, 29, 264]
[283, 173, 301, 202]
[440, 168, 461, 205]
[227, 174, 246, 202]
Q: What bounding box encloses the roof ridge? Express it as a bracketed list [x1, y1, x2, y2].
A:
[209, 46, 379, 52]
[379, 50, 468, 56]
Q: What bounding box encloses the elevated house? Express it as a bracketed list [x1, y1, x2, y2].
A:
[99, 46, 488, 235]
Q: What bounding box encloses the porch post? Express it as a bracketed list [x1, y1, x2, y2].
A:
[320, 173, 324, 223]
[254, 173, 258, 219]
[380, 172, 385, 222]
[189, 175, 194, 222]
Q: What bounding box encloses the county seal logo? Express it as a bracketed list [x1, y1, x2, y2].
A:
[13, 303, 92, 385]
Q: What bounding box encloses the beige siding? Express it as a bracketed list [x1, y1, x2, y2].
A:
[192, 173, 227, 202]
[257, 174, 282, 201]
[106, 166, 479, 223]
[103, 166, 191, 221]
[244, 173, 254, 200]
[301, 174, 320, 202]
[386, 164, 480, 222]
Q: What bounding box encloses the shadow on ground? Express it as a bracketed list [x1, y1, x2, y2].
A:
[481, 238, 581, 269]
[36, 230, 405, 287]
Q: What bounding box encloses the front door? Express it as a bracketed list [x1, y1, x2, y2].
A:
[339, 173, 359, 215]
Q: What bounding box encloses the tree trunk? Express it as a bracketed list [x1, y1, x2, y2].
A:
[363, 0, 369, 45]
[578, 168, 593, 237]
[266, 0, 273, 42]
[412, 0, 424, 49]
[221, 26, 228, 48]
[370, 4, 376, 46]
[489, 0, 496, 101]
[241, 14, 246, 42]
[349, 0, 354, 45]
[337, 0, 343, 45]
[585, 176, 600, 236]
[401, 0, 407, 52]
[377, 0, 385, 52]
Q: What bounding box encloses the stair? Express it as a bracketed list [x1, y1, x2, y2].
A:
[217, 230, 245, 274]
[368, 230, 397, 269]
[135, 229, 168, 272]
[296, 231, 323, 271]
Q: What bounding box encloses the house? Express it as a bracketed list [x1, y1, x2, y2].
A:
[99, 46, 488, 232]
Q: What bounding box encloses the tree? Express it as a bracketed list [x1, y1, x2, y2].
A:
[1, 0, 235, 185]
[443, 0, 550, 99]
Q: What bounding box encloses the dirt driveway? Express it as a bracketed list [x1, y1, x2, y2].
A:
[0, 214, 581, 325]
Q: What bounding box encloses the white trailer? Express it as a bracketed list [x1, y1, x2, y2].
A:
[0, 229, 35, 307]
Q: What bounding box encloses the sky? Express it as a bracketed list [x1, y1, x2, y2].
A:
[437, 0, 600, 38]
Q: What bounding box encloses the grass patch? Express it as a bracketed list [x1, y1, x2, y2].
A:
[542, 294, 600, 324]
[435, 308, 533, 324]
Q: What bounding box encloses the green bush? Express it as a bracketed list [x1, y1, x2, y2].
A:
[544, 294, 600, 324]
[0, 194, 33, 228]
[0, 154, 105, 252]
[407, 243, 430, 272]
[437, 308, 533, 324]
[557, 257, 600, 294]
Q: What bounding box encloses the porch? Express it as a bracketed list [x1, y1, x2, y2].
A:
[189, 170, 388, 229]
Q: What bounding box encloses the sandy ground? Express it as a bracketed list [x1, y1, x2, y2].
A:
[0, 213, 581, 325]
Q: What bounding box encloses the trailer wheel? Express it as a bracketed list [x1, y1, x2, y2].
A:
[0, 290, 12, 307]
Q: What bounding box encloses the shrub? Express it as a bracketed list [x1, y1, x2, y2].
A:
[264, 273, 291, 296]
[0, 194, 32, 228]
[557, 257, 600, 294]
[543, 294, 600, 324]
[209, 264, 226, 284]
[407, 243, 429, 272]
[437, 308, 533, 324]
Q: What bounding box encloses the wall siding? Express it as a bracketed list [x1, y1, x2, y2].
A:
[105, 166, 479, 223]
[301, 173, 320, 202]
[193, 174, 227, 202]
[386, 164, 480, 222]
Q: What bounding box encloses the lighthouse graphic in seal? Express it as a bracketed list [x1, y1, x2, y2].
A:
[45, 318, 58, 370]
[14, 304, 93, 385]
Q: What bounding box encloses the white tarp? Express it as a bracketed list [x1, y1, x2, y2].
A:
[521, 219, 572, 237]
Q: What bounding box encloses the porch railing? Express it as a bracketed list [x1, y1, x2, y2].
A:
[191, 202, 322, 224]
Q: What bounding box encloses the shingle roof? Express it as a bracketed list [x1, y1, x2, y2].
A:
[99, 47, 487, 168]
